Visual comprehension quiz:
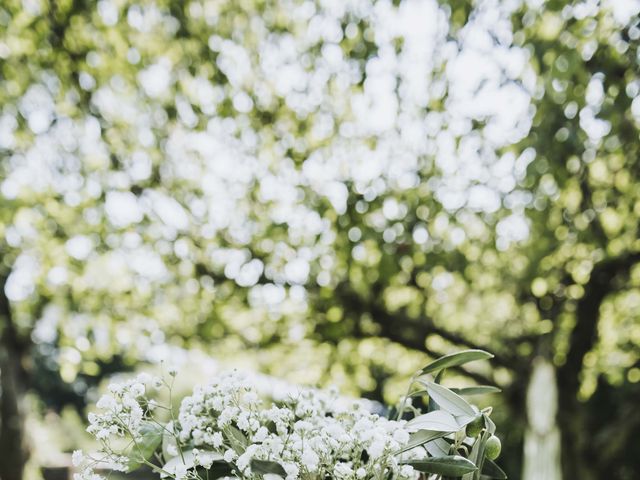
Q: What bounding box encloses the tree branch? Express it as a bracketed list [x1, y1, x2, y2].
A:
[558, 252, 640, 399]
[330, 285, 499, 386]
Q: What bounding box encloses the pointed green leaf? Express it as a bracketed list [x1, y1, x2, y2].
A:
[406, 410, 460, 432]
[422, 381, 476, 417]
[424, 438, 451, 457]
[128, 422, 163, 471]
[226, 425, 248, 453]
[395, 429, 446, 454]
[195, 463, 233, 479]
[409, 389, 428, 398]
[420, 350, 494, 375]
[481, 458, 507, 479]
[402, 455, 478, 476]
[457, 413, 480, 428]
[251, 460, 287, 477]
[466, 426, 493, 480]
[463, 433, 484, 480]
[451, 386, 501, 396]
[428, 370, 445, 411]
[485, 414, 497, 435]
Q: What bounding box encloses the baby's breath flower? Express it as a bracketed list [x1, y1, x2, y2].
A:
[86, 370, 423, 480]
[334, 462, 354, 479]
[71, 450, 84, 467]
[223, 448, 237, 463]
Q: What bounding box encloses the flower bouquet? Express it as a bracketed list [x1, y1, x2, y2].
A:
[75, 350, 505, 480]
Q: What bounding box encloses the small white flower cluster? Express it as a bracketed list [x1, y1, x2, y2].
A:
[86, 375, 149, 441]
[79, 371, 422, 480]
[78, 351, 503, 480]
[73, 447, 129, 480]
[75, 374, 161, 480]
[176, 372, 418, 480]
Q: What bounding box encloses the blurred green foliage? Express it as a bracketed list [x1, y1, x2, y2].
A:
[0, 0, 639, 479]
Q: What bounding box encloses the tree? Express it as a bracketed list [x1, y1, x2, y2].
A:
[510, 2, 640, 478]
[1, 1, 639, 479]
[2, 0, 504, 477]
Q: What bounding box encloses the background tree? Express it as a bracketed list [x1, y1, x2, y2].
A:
[510, 3, 640, 478]
[0, 1, 639, 480]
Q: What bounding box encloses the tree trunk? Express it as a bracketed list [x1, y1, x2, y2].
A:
[0, 274, 27, 480]
[522, 357, 561, 480]
[554, 254, 640, 479]
[557, 390, 599, 479]
[0, 346, 26, 480]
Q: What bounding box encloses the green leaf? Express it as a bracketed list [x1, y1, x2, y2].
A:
[422, 381, 476, 417]
[424, 438, 451, 457]
[395, 429, 447, 454]
[463, 423, 494, 480]
[451, 386, 501, 396]
[226, 425, 248, 453]
[406, 410, 460, 432]
[409, 389, 428, 398]
[420, 350, 494, 375]
[195, 463, 234, 479]
[428, 370, 445, 411]
[481, 458, 507, 479]
[128, 422, 163, 471]
[251, 460, 287, 477]
[402, 455, 478, 476]
[463, 436, 483, 480]
[485, 414, 497, 435]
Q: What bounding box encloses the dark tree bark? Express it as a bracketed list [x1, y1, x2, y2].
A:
[556, 253, 640, 480]
[0, 273, 27, 480]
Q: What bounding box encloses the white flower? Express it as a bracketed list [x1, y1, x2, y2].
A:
[393, 428, 410, 445]
[71, 450, 84, 467]
[367, 439, 386, 459]
[400, 465, 415, 478]
[194, 450, 218, 469]
[96, 395, 117, 410]
[244, 391, 258, 404]
[283, 462, 299, 480]
[173, 463, 187, 480]
[130, 382, 145, 397]
[84, 369, 457, 480]
[210, 431, 224, 448]
[300, 448, 319, 471]
[104, 456, 128, 472]
[252, 426, 269, 443]
[73, 470, 104, 480]
[217, 406, 239, 427]
[166, 444, 178, 457]
[223, 449, 237, 463]
[236, 443, 260, 474]
[108, 383, 123, 395]
[293, 420, 313, 432]
[333, 462, 354, 479]
[237, 411, 250, 431]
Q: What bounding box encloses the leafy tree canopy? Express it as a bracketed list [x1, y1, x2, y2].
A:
[0, 0, 639, 478]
